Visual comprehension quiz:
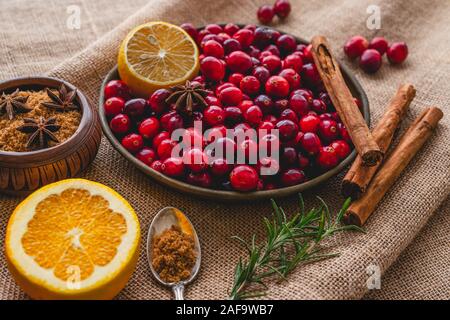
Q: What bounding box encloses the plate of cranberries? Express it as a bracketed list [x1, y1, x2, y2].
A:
[99, 24, 369, 201]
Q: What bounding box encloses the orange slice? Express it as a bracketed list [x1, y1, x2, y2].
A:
[118, 21, 200, 97]
[5, 179, 140, 300]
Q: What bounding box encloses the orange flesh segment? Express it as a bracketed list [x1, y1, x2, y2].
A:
[21, 188, 127, 281]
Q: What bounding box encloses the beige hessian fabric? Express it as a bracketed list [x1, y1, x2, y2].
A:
[0, 0, 449, 300]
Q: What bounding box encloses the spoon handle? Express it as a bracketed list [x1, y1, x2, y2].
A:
[172, 284, 185, 300]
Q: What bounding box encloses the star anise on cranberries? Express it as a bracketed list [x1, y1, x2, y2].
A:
[42, 84, 79, 112]
[17, 117, 61, 150]
[165, 81, 210, 114]
[0, 89, 33, 120]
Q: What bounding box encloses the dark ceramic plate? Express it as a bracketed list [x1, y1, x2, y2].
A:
[99, 29, 369, 202]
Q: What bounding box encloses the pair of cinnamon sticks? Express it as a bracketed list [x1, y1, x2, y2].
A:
[311, 36, 443, 227]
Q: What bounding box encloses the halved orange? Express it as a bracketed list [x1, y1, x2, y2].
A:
[118, 21, 200, 97]
[5, 179, 140, 300]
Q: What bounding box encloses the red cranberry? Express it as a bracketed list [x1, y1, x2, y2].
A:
[110, 113, 131, 134]
[226, 51, 253, 73]
[161, 157, 185, 177]
[259, 121, 275, 132]
[215, 82, 235, 96]
[273, 0, 291, 18]
[238, 100, 254, 113]
[240, 76, 260, 96]
[276, 34, 297, 54]
[369, 36, 389, 55]
[150, 160, 163, 172]
[104, 97, 125, 116]
[238, 139, 258, 161]
[230, 165, 259, 192]
[387, 42, 408, 64]
[291, 88, 313, 103]
[331, 140, 351, 160]
[160, 112, 184, 133]
[297, 153, 310, 169]
[254, 94, 274, 114]
[123, 98, 146, 117]
[283, 54, 303, 73]
[122, 133, 144, 153]
[203, 40, 224, 58]
[318, 119, 339, 142]
[281, 147, 298, 167]
[257, 5, 275, 24]
[251, 57, 261, 67]
[187, 172, 212, 187]
[223, 38, 242, 54]
[264, 44, 281, 57]
[302, 44, 313, 63]
[275, 99, 289, 111]
[224, 23, 240, 36]
[344, 35, 369, 59]
[252, 66, 271, 84]
[280, 109, 299, 123]
[180, 23, 198, 40]
[203, 105, 225, 126]
[183, 148, 208, 173]
[104, 80, 131, 100]
[232, 29, 254, 48]
[153, 131, 170, 149]
[219, 86, 243, 106]
[205, 24, 223, 35]
[319, 113, 333, 121]
[192, 75, 205, 84]
[157, 139, 177, 160]
[263, 114, 278, 124]
[299, 114, 320, 133]
[244, 105, 263, 127]
[224, 106, 243, 124]
[318, 92, 332, 108]
[279, 68, 301, 90]
[149, 89, 171, 114]
[281, 168, 305, 187]
[311, 99, 327, 114]
[214, 137, 237, 156]
[265, 76, 290, 98]
[338, 123, 352, 144]
[197, 29, 211, 44]
[302, 63, 322, 87]
[359, 49, 382, 73]
[210, 158, 231, 176]
[204, 95, 221, 106]
[180, 127, 204, 149]
[289, 94, 310, 117]
[138, 117, 160, 139]
[234, 123, 252, 136]
[136, 147, 156, 166]
[262, 55, 282, 74]
[253, 27, 275, 48]
[205, 125, 227, 144]
[201, 56, 225, 81]
[244, 24, 257, 31]
[276, 119, 298, 142]
[316, 146, 339, 170]
[228, 73, 244, 86]
[300, 132, 322, 155]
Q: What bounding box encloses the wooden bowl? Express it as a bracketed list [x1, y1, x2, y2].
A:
[99, 33, 369, 202]
[0, 77, 102, 196]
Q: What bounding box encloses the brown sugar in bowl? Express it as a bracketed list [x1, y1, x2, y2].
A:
[0, 77, 102, 196]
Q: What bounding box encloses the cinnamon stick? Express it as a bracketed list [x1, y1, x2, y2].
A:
[342, 84, 416, 199]
[311, 35, 383, 166]
[343, 107, 443, 226]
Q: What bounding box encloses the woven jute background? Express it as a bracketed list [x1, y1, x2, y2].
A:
[0, 0, 449, 300]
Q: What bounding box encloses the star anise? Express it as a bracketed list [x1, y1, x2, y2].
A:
[0, 89, 33, 120]
[17, 117, 61, 150]
[165, 81, 210, 114]
[42, 84, 79, 112]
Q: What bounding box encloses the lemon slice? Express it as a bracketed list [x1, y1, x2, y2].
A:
[5, 179, 140, 300]
[118, 21, 200, 97]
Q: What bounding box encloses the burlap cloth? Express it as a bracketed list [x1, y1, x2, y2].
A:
[0, 0, 449, 300]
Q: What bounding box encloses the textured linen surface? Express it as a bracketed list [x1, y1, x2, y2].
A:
[0, 0, 449, 300]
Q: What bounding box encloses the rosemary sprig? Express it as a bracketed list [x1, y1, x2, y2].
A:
[229, 195, 364, 300]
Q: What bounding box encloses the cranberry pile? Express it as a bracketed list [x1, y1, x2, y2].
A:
[344, 35, 408, 74]
[257, 0, 291, 25]
[104, 24, 358, 192]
